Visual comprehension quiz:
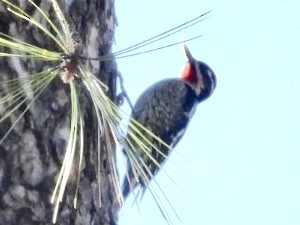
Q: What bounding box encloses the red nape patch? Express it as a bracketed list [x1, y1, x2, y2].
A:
[180, 63, 197, 83]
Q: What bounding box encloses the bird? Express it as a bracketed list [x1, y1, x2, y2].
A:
[122, 44, 216, 200]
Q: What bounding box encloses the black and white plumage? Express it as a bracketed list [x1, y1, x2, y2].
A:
[122, 45, 216, 199]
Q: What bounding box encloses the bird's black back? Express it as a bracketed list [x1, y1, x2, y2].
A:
[131, 78, 197, 148]
[122, 78, 198, 198]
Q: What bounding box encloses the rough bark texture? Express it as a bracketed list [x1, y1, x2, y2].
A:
[0, 0, 118, 224]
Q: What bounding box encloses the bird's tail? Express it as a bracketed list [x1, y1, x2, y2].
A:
[122, 175, 149, 204]
[122, 174, 131, 200]
[121, 159, 140, 200]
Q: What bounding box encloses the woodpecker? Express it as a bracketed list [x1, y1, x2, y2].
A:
[122, 45, 216, 199]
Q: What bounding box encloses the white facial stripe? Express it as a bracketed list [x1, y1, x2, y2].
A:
[207, 70, 215, 86]
[186, 61, 215, 97]
[206, 69, 215, 96]
[207, 70, 213, 79]
[194, 61, 203, 95]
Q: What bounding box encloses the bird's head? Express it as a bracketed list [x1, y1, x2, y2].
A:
[180, 44, 216, 102]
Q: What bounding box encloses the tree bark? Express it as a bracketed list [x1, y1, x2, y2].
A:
[0, 1, 118, 224]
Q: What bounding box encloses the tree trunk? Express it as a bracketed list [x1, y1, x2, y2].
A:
[0, 1, 119, 224]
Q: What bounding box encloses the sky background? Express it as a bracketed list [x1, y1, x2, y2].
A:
[113, 1, 300, 225]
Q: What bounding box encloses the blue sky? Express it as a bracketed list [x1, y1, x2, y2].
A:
[114, 1, 300, 225]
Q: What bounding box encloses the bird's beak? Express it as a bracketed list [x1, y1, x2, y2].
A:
[183, 44, 194, 62]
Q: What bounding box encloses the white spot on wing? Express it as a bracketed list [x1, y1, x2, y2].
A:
[170, 128, 186, 148]
[171, 103, 197, 148]
[188, 103, 198, 118]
